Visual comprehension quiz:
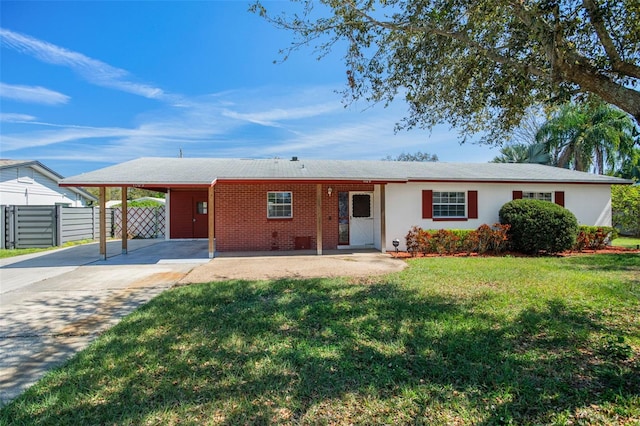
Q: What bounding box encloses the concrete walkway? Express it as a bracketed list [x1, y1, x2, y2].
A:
[0, 239, 209, 404]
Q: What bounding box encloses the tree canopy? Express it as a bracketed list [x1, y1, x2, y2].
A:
[382, 151, 439, 161]
[252, 0, 640, 143]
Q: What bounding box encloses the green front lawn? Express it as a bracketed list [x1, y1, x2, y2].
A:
[2, 255, 639, 425]
[0, 240, 96, 259]
[612, 236, 640, 249]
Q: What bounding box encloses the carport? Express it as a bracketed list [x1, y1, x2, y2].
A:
[93, 184, 217, 260]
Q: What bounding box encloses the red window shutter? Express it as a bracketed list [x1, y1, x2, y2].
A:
[554, 191, 565, 207]
[422, 190, 433, 219]
[512, 190, 523, 200]
[468, 190, 478, 219]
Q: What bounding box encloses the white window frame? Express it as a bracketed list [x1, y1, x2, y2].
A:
[523, 192, 552, 202]
[267, 191, 293, 219]
[433, 191, 466, 218]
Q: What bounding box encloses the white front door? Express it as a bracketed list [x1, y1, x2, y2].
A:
[349, 192, 374, 246]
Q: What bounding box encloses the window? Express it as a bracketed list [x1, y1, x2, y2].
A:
[433, 191, 466, 218]
[197, 201, 207, 214]
[267, 191, 292, 218]
[352, 194, 371, 218]
[514, 190, 565, 207]
[338, 191, 349, 244]
[422, 190, 478, 220]
[523, 192, 552, 202]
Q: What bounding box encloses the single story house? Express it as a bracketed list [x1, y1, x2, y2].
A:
[60, 157, 632, 258]
[0, 159, 96, 207]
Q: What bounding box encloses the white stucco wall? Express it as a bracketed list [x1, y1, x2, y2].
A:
[373, 185, 382, 251]
[0, 166, 89, 207]
[384, 182, 613, 251]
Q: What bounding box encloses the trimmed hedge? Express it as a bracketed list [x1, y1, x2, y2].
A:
[499, 199, 578, 254]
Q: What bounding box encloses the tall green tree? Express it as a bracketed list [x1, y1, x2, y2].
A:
[536, 101, 638, 174]
[252, 0, 640, 143]
[613, 148, 640, 181]
[611, 184, 640, 236]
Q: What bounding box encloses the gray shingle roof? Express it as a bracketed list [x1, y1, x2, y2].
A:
[60, 157, 633, 186]
[2, 159, 97, 201]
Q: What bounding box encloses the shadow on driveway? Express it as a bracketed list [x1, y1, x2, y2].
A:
[0, 240, 210, 404]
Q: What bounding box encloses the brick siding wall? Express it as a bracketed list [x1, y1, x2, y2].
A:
[214, 183, 373, 251]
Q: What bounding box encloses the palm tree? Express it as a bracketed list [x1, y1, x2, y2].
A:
[491, 143, 551, 164]
[613, 148, 640, 181]
[536, 101, 637, 174]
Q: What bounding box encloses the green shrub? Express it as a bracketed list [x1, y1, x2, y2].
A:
[612, 185, 640, 237]
[405, 226, 421, 256]
[417, 228, 432, 255]
[431, 229, 459, 255]
[499, 199, 578, 254]
[404, 225, 508, 256]
[111, 200, 164, 208]
[574, 226, 618, 251]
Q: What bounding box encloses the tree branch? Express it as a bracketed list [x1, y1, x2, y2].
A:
[582, 0, 640, 80]
[344, 2, 548, 79]
[558, 50, 640, 123]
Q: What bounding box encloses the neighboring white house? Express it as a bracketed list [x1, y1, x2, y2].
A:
[0, 160, 96, 207]
[60, 157, 632, 256]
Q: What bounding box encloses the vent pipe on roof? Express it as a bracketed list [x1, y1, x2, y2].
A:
[291, 156, 298, 161]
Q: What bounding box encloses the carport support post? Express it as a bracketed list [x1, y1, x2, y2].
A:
[99, 187, 107, 260]
[380, 184, 386, 253]
[316, 183, 322, 255]
[121, 186, 128, 254]
[208, 185, 215, 258]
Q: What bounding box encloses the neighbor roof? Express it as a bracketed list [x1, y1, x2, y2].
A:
[2, 159, 97, 201]
[59, 157, 633, 187]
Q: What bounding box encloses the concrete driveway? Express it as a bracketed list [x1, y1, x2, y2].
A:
[0, 239, 209, 404]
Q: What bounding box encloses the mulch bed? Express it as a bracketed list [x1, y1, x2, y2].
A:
[389, 246, 640, 259]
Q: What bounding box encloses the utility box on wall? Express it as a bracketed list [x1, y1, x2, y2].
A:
[294, 236, 311, 250]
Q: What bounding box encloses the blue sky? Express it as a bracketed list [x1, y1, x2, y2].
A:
[1, 1, 501, 178]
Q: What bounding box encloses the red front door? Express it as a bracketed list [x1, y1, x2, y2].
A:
[170, 190, 208, 239]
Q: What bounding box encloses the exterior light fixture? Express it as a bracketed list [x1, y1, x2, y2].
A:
[392, 238, 400, 255]
[327, 187, 333, 197]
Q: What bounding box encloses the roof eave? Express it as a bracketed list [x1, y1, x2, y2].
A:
[406, 178, 633, 185]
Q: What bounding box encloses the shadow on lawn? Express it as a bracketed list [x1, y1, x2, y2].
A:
[3, 278, 639, 424]
[562, 252, 640, 272]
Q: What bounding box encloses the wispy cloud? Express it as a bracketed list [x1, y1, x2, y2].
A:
[0, 125, 138, 151]
[0, 27, 166, 100]
[222, 102, 340, 127]
[1, 86, 342, 146]
[0, 82, 70, 105]
[0, 112, 37, 122]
